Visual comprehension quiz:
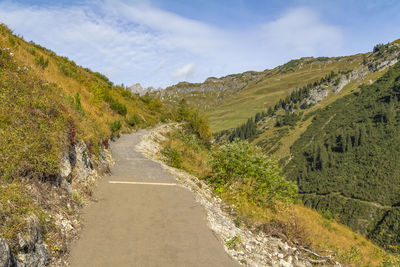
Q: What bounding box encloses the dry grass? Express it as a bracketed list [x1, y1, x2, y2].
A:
[252, 67, 390, 161]
[218, 193, 396, 266]
[207, 56, 362, 132]
[0, 24, 169, 260]
[160, 127, 398, 266]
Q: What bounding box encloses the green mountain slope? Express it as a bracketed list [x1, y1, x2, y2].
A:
[210, 41, 400, 253]
[285, 61, 400, 252]
[159, 55, 369, 132]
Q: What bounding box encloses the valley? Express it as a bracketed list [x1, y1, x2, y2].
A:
[1, 12, 400, 266]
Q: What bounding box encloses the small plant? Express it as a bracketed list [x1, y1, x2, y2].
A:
[148, 98, 163, 110]
[225, 234, 242, 250]
[73, 92, 85, 115]
[27, 47, 36, 55]
[161, 144, 183, 168]
[72, 191, 83, 204]
[126, 114, 141, 127]
[104, 95, 127, 116]
[109, 120, 122, 136]
[337, 246, 362, 265]
[35, 55, 49, 69]
[379, 253, 400, 267]
[233, 217, 242, 228]
[318, 209, 334, 220]
[8, 35, 17, 47]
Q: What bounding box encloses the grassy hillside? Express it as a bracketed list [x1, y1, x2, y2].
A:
[285, 61, 400, 253]
[210, 41, 400, 258]
[0, 23, 169, 180]
[0, 23, 170, 263]
[160, 125, 398, 266]
[159, 55, 366, 132]
[207, 56, 362, 131]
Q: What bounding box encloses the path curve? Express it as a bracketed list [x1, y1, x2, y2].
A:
[68, 130, 239, 267]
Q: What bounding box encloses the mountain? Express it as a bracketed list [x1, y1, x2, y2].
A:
[159, 42, 400, 133]
[128, 83, 160, 96]
[285, 60, 400, 253]
[209, 40, 400, 253]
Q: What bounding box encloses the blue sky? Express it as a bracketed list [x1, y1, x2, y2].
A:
[0, 0, 399, 88]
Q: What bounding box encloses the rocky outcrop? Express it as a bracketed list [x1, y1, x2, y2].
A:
[127, 83, 160, 96]
[4, 139, 113, 267]
[72, 141, 93, 183]
[0, 215, 49, 267]
[0, 239, 13, 267]
[152, 71, 266, 109]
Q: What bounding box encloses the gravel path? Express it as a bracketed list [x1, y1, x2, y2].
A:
[68, 130, 238, 267]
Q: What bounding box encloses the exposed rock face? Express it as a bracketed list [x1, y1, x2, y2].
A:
[13, 215, 49, 267]
[72, 141, 94, 183]
[153, 71, 266, 110]
[4, 139, 113, 266]
[60, 152, 72, 181]
[127, 83, 159, 96]
[307, 88, 329, 104]
[0, 239, 13, 267]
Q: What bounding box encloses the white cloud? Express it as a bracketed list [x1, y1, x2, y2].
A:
[259, 8, 343, 57]
[0, 1, 344, 88]
[171, 63, 196, 81]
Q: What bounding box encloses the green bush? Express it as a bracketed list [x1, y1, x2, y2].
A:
[186, 110, 212, 143]
[73, 92, 85, 115]
[104, 95, 127, 116]
[57, 58, 80, 79]
[35, 55, 49, 69]
[161, 144, 183, 168]
[209, 139, 297, 208]
[109, 120, 122, 136]
[318, 209, 334, 220]
[126, 114, 141, 127]
[285, 62, 400, 249]
[275, 111, 301, 127]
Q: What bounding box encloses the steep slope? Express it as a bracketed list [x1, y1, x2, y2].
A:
[157, 55, 369, 132]
[216, 41, 400, 160]
[0, 24, 169, 265]
[211, 41, 400, 253]
[160, 41, 400, 133]
[153, 70, 264, 117]
[285, 61, 400, 253]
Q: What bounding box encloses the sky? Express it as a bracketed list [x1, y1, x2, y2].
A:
[0, 0, 399, 88]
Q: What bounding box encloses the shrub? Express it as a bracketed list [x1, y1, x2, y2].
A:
[275, 111, 301, 127]
[209, 139, 297, 208]
[177, 99, 191, 121]
[8, 35, 17, 47]
[73, 92, 85, 115]
[126, 114, 141, 127]
[149, 98, 163, 110]
[140, 93, 152, 104]
[161, 144, 183, 168]
[104, 95, 127, 116]
[91, 83, 106, 103]
[186, 110, 212, 143]
[109, 120, 121, 136]
[57, 58, 80, 79]
[35, 55, 49, 69]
